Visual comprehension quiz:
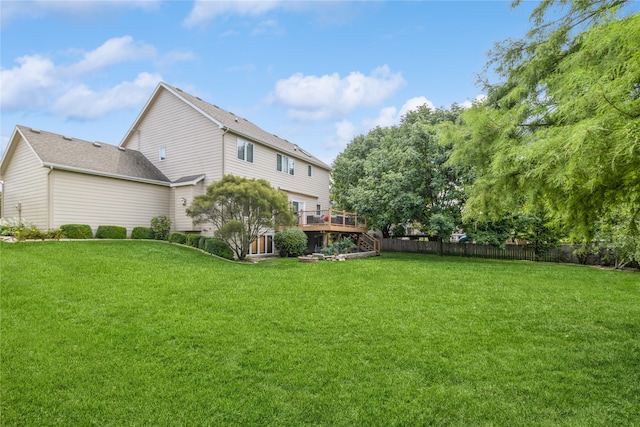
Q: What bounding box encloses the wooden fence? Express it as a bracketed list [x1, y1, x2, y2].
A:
[381, 239, 574, 263]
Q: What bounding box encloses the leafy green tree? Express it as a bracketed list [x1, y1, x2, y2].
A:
[331, 105, 467, 237]
[186, 175, 295, 260]
[595, 204, 640, 269]
[429, 213, 455, 256]
[450, 1, 639, 245]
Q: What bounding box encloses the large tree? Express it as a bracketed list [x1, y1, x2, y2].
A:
[331, 105, 466, 237]
[186, 175, 295, 260]
[450, 1, 639, 243]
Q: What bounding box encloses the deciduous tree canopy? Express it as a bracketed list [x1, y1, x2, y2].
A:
[186, 175, 295, 260]
[331, 106, 467, 237]
[449, 0, 639, 242]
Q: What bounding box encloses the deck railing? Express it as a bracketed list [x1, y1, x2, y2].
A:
[295, 208, 366, 229]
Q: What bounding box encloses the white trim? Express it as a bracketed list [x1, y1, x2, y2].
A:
[0, 127, 44, 176]
[169, 175, 205, 187]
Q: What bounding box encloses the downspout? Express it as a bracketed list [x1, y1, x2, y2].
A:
[47, 165, 53, 230]
[221, 126, 230, 178]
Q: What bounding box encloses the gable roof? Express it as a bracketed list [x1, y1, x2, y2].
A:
[2, 126, 170, 184]
[121, 82, 331, 170]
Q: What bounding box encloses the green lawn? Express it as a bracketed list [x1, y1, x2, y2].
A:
[2, 241, 639, 426]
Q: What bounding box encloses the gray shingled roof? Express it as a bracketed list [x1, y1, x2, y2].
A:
[17, 125, 170, 183]
[163, 83, 331, 170]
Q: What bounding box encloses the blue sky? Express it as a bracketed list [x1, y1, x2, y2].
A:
[1, 1, 538, 165]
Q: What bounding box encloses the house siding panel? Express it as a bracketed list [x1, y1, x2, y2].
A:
[172, 184, 204, 232]
[122, 89, 223, 185]
[224, 133, 331, 210]
[1, 136, 49, 229]
[51, 170, 169, 235]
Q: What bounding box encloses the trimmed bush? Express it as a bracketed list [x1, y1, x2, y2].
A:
[186, 234, 201, 247]
[151, 215, 171, 240]
[204, 237, 235, 260]
[274, 228, 308, 257]
[131, 227, 154, 240]
[96, 225, 127, 239]
[168, 232, 187, 244]
[198, 236, 208, 250]
[60, 224, 93, 239]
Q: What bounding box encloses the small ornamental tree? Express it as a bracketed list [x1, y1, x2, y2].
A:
[186, 175, 296, 260]
[429, 213, 454, 256]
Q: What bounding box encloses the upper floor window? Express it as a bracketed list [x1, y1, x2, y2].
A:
[159, 147, 166, 161]
[237, 138, 254, 163]
[277, 153, 294, 175]
[308, 165, 313, 177]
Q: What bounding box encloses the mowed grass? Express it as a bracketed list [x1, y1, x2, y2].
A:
[1, 241, 639, 426]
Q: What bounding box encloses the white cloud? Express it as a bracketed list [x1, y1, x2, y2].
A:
[461, 94, 487, 109]
[156, 50, 197, 67]
[364, 96, 435, 130]
[270, 65, 406, 121]
[0, 54, 57, 110]
[399, 96, 434, 117]
[325, 119, 357, 150]
[52, 72, 162, 119]
[65, 36, 156, 76]
[1, 36, 168, 119]
[184, 0, 282, 28]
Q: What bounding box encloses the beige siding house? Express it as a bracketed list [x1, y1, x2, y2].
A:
[0, 82, 334, 252]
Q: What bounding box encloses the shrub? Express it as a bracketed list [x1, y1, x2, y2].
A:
[96, 225, 127, 239]
[322, 237, 356, 256]
[60, 224, 93, 239]
[168, 232, 187, 244]
[198, 236, 208, 250]
[186, 234, 201, 247]
[151, 215, 171, 240]
[16, 226, 44, 241]
[131, 227, 154, 240]
[44, 228, 64, 240]
[204, 238, 235, 260]
[274, 228, 308, 257]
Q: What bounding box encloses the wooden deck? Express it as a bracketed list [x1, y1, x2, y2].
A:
[295, 209, 367, 233]
[295, 209, 381, 254]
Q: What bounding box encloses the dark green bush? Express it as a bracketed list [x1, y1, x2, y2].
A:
[186, 234, 201, 247]
[131, 227, 154, 240]
[168, 232, 187, 244]
[198, 236, 208, 250]
[96, 225, 127, 239]
[274, 228, 308, 257]
[151, 215, 171, 240]
[60, 224, 93, 239]
[204, 238, 235, 260]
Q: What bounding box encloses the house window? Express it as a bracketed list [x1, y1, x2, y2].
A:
[308, 165, 313, 177]
[277, 153, 294, 175]
[250, 234, 274, 255]
[159, 147, 166, 161]
[237, 138, 254, 163]
[316, 204, 322, 216]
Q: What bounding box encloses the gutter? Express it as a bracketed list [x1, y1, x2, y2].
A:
[219, 126, 331, 171]
[43, 163, 171, 186]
